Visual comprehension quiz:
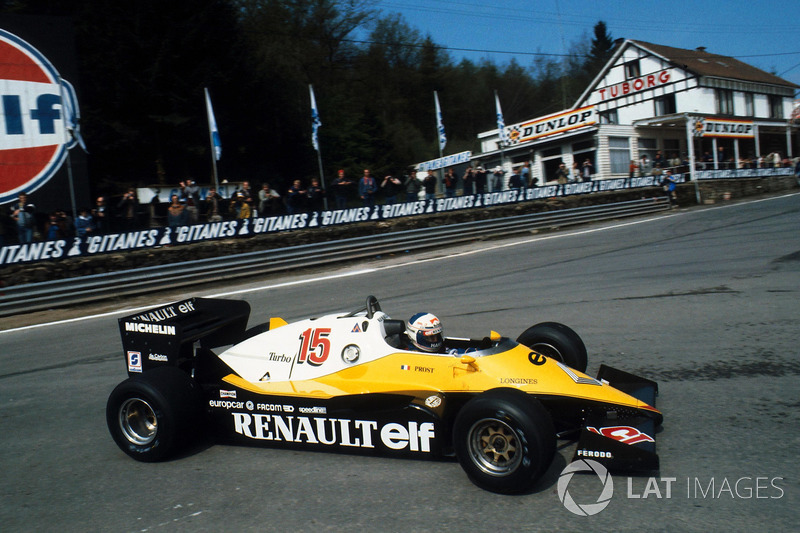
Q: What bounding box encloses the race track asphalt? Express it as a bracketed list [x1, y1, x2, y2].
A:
[1, 193, 798, 532]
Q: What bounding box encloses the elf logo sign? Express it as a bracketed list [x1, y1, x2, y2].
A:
[0, 28, 80, 205]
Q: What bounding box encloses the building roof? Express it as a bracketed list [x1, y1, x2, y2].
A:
[631, 40, 799, 89]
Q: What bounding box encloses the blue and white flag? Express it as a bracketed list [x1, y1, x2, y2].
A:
[434, 90, 446, 152]
[205, 87, 221, 160]
[495, 90, 508, 146]
[59, 78, 88, 153]
[309, 84, 322, 151]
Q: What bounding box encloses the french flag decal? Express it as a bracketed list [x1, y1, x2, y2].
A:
[400, 365, 411, 371]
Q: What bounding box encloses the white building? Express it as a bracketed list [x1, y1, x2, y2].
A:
[476, 40, 799, 184]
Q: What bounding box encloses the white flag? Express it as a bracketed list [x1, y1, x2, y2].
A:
[495, 90, 508, 146]
[205, 88, 221, 161]
[310, 85, 322, 151]
[434, 90, 446, 151]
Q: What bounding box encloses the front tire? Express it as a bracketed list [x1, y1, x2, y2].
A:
[453, 389, 556, 494]
[106, 366, 203, 462]
[517, 322, 587, 372]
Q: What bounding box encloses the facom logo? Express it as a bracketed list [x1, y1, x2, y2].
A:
[0, 29, 80, 204]
[557, 459, 614, 516]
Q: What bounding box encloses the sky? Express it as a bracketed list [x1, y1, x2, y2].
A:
[369, 0, 800, 91]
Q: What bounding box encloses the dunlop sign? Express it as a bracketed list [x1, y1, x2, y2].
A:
[506, 106, 597, 145]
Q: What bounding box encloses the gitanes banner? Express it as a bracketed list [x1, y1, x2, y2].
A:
[1, 174, 683, 266]
[0, 28, 82, 205]
[0, 168, 791, 266]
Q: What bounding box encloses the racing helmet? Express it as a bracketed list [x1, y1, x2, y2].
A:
[406, 312, 444, 352]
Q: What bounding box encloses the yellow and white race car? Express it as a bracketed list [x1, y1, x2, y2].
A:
[107, 296, 662, 494]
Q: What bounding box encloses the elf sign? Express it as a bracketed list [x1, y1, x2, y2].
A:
[0, 28, 81, 205]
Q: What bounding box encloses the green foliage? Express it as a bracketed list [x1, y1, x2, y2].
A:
[1, 1, 607, 195]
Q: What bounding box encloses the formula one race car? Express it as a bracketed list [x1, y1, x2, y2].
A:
[107, 296, 663, 494]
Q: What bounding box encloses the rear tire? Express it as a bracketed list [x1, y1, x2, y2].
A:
[106, 366, 203, 462]
[516, 322, 587, 372]
[453, 389, 556, 494]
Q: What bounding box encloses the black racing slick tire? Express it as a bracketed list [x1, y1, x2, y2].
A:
[453, 389, 556, 494]
[516, 322, 588, 373]
[106, 366, 203, 462]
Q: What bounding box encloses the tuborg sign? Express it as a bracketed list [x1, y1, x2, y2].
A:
[0, 28, 81, 205]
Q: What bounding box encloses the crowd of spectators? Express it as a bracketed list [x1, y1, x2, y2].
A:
[3, 153, 798, 248]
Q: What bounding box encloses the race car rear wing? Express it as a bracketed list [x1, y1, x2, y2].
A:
[118, 297, 250, 376]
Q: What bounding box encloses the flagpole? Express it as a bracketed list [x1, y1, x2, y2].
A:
[309, 85, 328, 210]
[204, 88, 220, 190]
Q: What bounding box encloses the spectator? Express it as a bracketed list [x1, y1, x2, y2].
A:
[652, 162, 663, 180]
[331, 169, 352, 209]
[285, 180, 306, 215]
[46, 212, 65, 240]
[380, 174, 402, 205]
[422, 170, 437, 201]
[54, 209, 73, 239]
[474, 166, 487, 194]
[509, 167, 523, 190]
[167, 194, 186, 228]
[701, 151, 713, 169]
[228, 191, 252, 219]
[554, 163, 568, 184]
[307, 178, 325, 211]
[717, 146, 726, 167]
[570, 161, 580, 182]
[404, 169, 421, 202]
[581, 159, 594, 182]
[461, 165, 474, 195]
[358, 169, 377, 207]
[74, 207, 95, 238]
[443, 168, 457, 198]
[180, 179, 200, 223]
[10, 192, 36, 244]
[93, 196, 108, 233]
[653, 150, 665, 169]
[639, 154, 651, 176]
[205, 187, 224, 222]
[492, 167, 504, 191]
[117, 187, 138, 231]
[662, 169, 678, 207]
[238, 181, 254, 203]
[258, 182, 281, 215]
[520, 162, 531, 187]
[629, 160, 638, 178]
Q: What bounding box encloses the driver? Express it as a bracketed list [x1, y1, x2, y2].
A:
[406, 312, 444, 353]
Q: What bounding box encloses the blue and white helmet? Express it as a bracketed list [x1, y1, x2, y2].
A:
[407, 312, 444, 352]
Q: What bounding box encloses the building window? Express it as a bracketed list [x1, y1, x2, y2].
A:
[599, 110, 618, 124]
[624, 60, 640, 79]
[716, 89, 734, 115]
[654, 94, 676, 116]
[608, 137, 630, 174]
[769, 95, 783, 119]
[744, 93, 754, 116]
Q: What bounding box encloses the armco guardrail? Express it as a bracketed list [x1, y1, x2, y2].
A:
[0, 197, 670, 317]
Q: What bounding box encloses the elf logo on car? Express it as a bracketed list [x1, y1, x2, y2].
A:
[232, 413, 435, 452]
[0, 29, 81, 204]
[587, 425, 655, 445]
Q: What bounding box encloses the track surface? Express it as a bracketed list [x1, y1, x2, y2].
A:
[1, 194, 798, 532]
